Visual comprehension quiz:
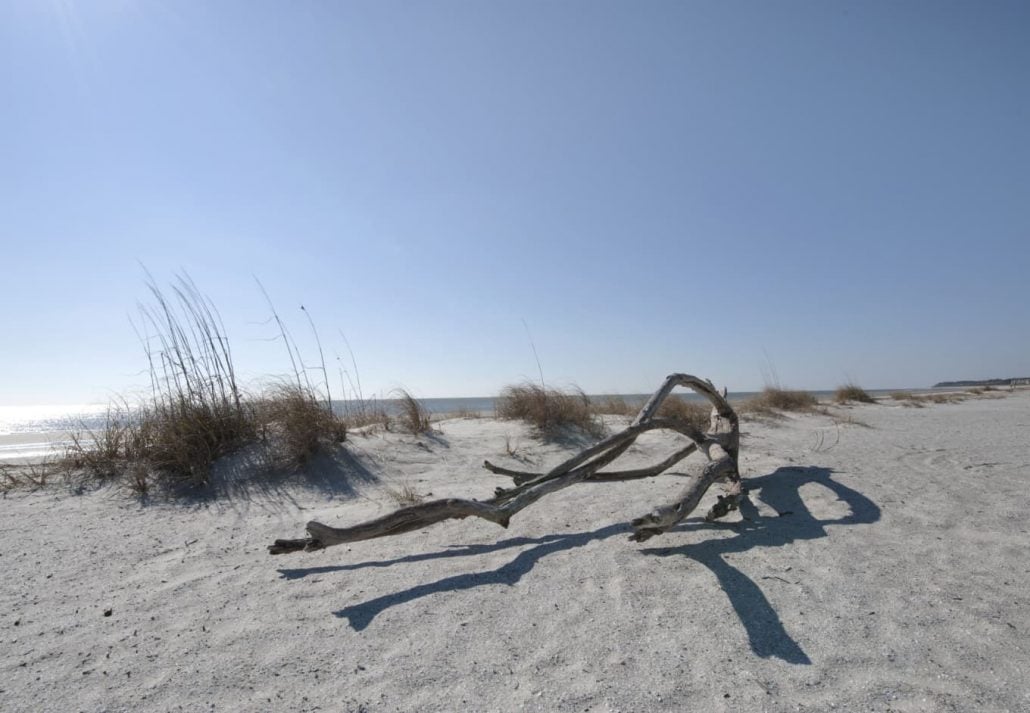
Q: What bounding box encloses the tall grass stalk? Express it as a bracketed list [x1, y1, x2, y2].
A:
[395, 389, 431, 434]
[300, 304, 333, 415]
[64, 274, 350, 488]
[521, 319, 546, 389]
[120, 274, 257, 482]
[255, 277, 306, 392]
[335, 331, 388, 429]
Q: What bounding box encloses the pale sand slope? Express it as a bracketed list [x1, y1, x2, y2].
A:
[2, 392, 1029, 713]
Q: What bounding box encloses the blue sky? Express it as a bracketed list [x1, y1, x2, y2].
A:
[2, 1, 1028, 405]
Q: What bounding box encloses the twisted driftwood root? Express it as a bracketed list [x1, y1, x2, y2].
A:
[269, 373, 742, 554]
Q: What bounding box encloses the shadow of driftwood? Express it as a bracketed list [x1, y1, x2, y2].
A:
[640, 466, 881, 664]
[281, 464, 879, 662]
[329, 524, 628, 631]
[278, 533, 572, 580]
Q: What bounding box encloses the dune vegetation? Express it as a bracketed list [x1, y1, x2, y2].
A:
[834, 383, 876, 404]
[55, 275, 371, 494]
[739, 386, 819, 416]
[496, 382, 605, 439]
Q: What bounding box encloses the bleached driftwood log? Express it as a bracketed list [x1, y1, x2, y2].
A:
[269, 373, 742, 554]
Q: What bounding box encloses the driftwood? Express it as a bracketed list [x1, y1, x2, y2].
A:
[269, 373, 742, 554]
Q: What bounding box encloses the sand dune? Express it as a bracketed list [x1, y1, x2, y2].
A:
[3, 392, 1029, 712]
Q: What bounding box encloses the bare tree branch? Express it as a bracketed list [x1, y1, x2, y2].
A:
[270, 373, 742, 554]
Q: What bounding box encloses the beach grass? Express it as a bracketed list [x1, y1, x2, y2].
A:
[592, 394, 712, 431]
[395, 389, 432, 434]
[590, 395, 640, 417]
[386, 481, 424, 507]
[926, 393, 968, 404]
[256, 383, 347, 466]
[740, 386, 818, 416]
[339, 398, 391, 432]
[497, 383, 605, 439]
[443, 407, 483, 420]
[834, 383, 876, 404]
[889, 391, 925, 407]
[889, 390, 976, 407]
[0, 456, 61, 492]
[655, 395, 712, 431]
[63, 276, 257, 485]
[60, 274, 354, 490]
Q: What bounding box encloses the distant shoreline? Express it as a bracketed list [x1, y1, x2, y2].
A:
[0, 388, 947, 437]
[0, 387, 962, 461]
[932, 377, 1030, 388]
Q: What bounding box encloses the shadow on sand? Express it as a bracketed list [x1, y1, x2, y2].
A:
[296, 524, 628, 631]
[158, 445, 379, 511]
[639, 466, 880, 664]
[280, 466, 879, 664]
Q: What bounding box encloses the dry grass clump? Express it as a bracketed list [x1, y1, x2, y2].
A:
[741, 387, 818, 416]
[64, 384, 349, 485]
[0, 463, 15, 492]
[926, 393, 967, 404]
[65, 407, 137, 480]
[443, 407, 482, 420]
[134, 276, 256, 482]
[834, 383, 876, 404]
[256, 384, 346, 466]
[62, 277, 257, 486]
[497, 383, 605, 439]
[65, 393, 256, 485]
[591, 394, 711, 431]
[136, 399, 256, 482]
[62, 275, 348, 488]
[889, 390, 975, 407]
[590, 395, 640, 417]
[0, 457, 61, 492]
[833, 413, 872, 428]
[395, 389, 431, 433]
[890, 391, 924, 407]
[503, 434, 522, 458]
[386, 481, 424, 507]
[340, 397, 391, 431]
[27, 275, 384, 495]
[965, 387, 1004, 398]
[656, 395, 712, 431]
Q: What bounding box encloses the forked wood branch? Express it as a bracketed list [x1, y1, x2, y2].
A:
[269, 373, 742, 554]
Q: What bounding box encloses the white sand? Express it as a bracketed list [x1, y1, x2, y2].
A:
[3, 392, 1029, 712]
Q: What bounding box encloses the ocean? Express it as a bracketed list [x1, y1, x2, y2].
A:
[0, 389, 940, 461]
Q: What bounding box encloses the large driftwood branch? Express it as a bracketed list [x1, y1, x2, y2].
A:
[270, 373, 742, 554]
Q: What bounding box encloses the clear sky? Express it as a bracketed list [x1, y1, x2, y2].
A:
[2, 1, 1028, 405]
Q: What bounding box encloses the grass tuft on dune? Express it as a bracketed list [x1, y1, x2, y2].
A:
[497, 383, 605, 439]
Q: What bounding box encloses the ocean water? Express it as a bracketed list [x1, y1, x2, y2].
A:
[0, 388, 940, 460]
[0, 404, 114, 435]
[0, 399, 495, 437]
[0, 404, 112, 461]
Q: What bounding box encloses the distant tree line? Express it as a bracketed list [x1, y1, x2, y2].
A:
[933, 377, 1030, 387]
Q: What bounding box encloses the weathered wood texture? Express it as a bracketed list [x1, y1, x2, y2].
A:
[269, 373, 742, 554]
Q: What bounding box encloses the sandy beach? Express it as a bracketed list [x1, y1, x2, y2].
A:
[2, 391, 1029, 712]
